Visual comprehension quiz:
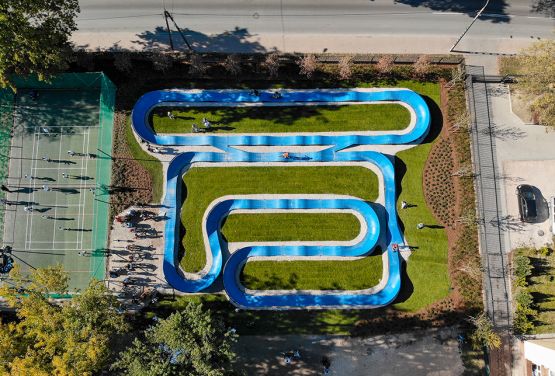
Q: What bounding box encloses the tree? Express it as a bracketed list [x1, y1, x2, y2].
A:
[515, 40, 555, 128]
[222, 54, 242, 77]
[298, 54, 318, 79]
[469, 312, 501, 350]
[0, 265, 128, 375]
[150, 52, 173, 72]
[113, 302, 238, 376]
[513, 255, 532, 287]
[261, 52, 280, 78]
[376, 55, 395, 75]
[0, 0, 80, 89]
[114, 52, 133, 73]
[338, 55, 354, 80]
[413, 55, 431, 78]
[189, 54, 207, 77]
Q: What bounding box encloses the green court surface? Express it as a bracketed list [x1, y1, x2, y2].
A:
[0, 73, 115, 291]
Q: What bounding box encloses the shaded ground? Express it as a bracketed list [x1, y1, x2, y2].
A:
[233, 327, 465, 376]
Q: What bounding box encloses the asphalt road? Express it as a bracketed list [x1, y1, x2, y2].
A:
[72, 0, 554, 53]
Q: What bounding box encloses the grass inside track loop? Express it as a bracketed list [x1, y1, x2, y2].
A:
[221, 212, 360, 242]
[241, 247, 383, 290]
[181, 166, 379, 273]
[152, 103, 410, 134]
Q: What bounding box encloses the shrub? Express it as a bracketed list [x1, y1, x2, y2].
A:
[376, 55, 395, 75]
[338, 55, 354, 80]
[188, 54, 207, 76]
[413, 55, 431, 78]
[469, 312, 501, 350]
[514, 255, 532, 286]
[298, 54, 318, 79]
[514, 306, 536, 334]
[537, 246, 551, 258]
[262, 52, 280, 78]
[223, 54, 242, 76]
[515, 289, 533, 309]
[150, 52, 173, 72]
[75, 51, 95, 70]
[114, 52, 133, 73]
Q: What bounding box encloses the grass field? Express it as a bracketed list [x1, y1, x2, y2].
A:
[221, 213, 360, 242]
[393, 86, 450, 312]
[181, 166, 379, 272]
[152, 103, 410, 134]
[241, 248, 383, 290]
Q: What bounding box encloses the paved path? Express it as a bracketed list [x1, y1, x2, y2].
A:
[467, 66, 512, 330]
[466, 65, 513, 375]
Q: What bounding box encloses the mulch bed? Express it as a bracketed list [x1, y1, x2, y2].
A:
[110, 110, 153, 216]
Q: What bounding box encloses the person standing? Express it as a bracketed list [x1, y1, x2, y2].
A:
[1, 184, 10, 192]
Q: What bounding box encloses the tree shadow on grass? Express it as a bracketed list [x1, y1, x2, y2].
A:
[420, 95, 443, 145]
[151, 103, 345, 133]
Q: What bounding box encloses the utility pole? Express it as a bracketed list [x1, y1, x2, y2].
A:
[163, 10, 174, 50]
[163, 10, 194, 52]
[450, 0, 491, 52]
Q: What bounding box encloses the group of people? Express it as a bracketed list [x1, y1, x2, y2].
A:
[282, 349, 301, 365]
[281, 350, 331, 375]
[191, 117, 212, 133]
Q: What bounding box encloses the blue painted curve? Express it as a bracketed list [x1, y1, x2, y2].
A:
[131, 88, 431, 309]
[131, 89, 431, 150]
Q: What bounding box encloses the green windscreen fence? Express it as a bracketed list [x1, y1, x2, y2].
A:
[0, 89, 14, 238]
[91, 74, 116, 280]
[1, 72, 116, 285]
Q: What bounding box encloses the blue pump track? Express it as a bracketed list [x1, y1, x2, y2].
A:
[131, 89, 431, 309]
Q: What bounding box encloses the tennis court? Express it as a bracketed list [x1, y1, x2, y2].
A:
[0, 73, 115, 291]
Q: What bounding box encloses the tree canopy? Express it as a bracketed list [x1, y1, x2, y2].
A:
[515, 40, 555, 128]
[0, 0, 80, 89]
[112, 302, 238, 376]
[0, 265, 128, 376]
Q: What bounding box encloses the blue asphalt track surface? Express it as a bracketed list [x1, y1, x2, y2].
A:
[131, 89, 431, 309]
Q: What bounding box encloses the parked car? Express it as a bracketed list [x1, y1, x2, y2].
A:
[517, 184, 538, 222]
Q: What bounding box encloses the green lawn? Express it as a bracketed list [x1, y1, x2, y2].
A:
[241, 248, 383, 290]
[152, 103, 410, 133]
[181, 166, 379, 272]
[393, 86, 450, 312]
[221, 213, 360, 242]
